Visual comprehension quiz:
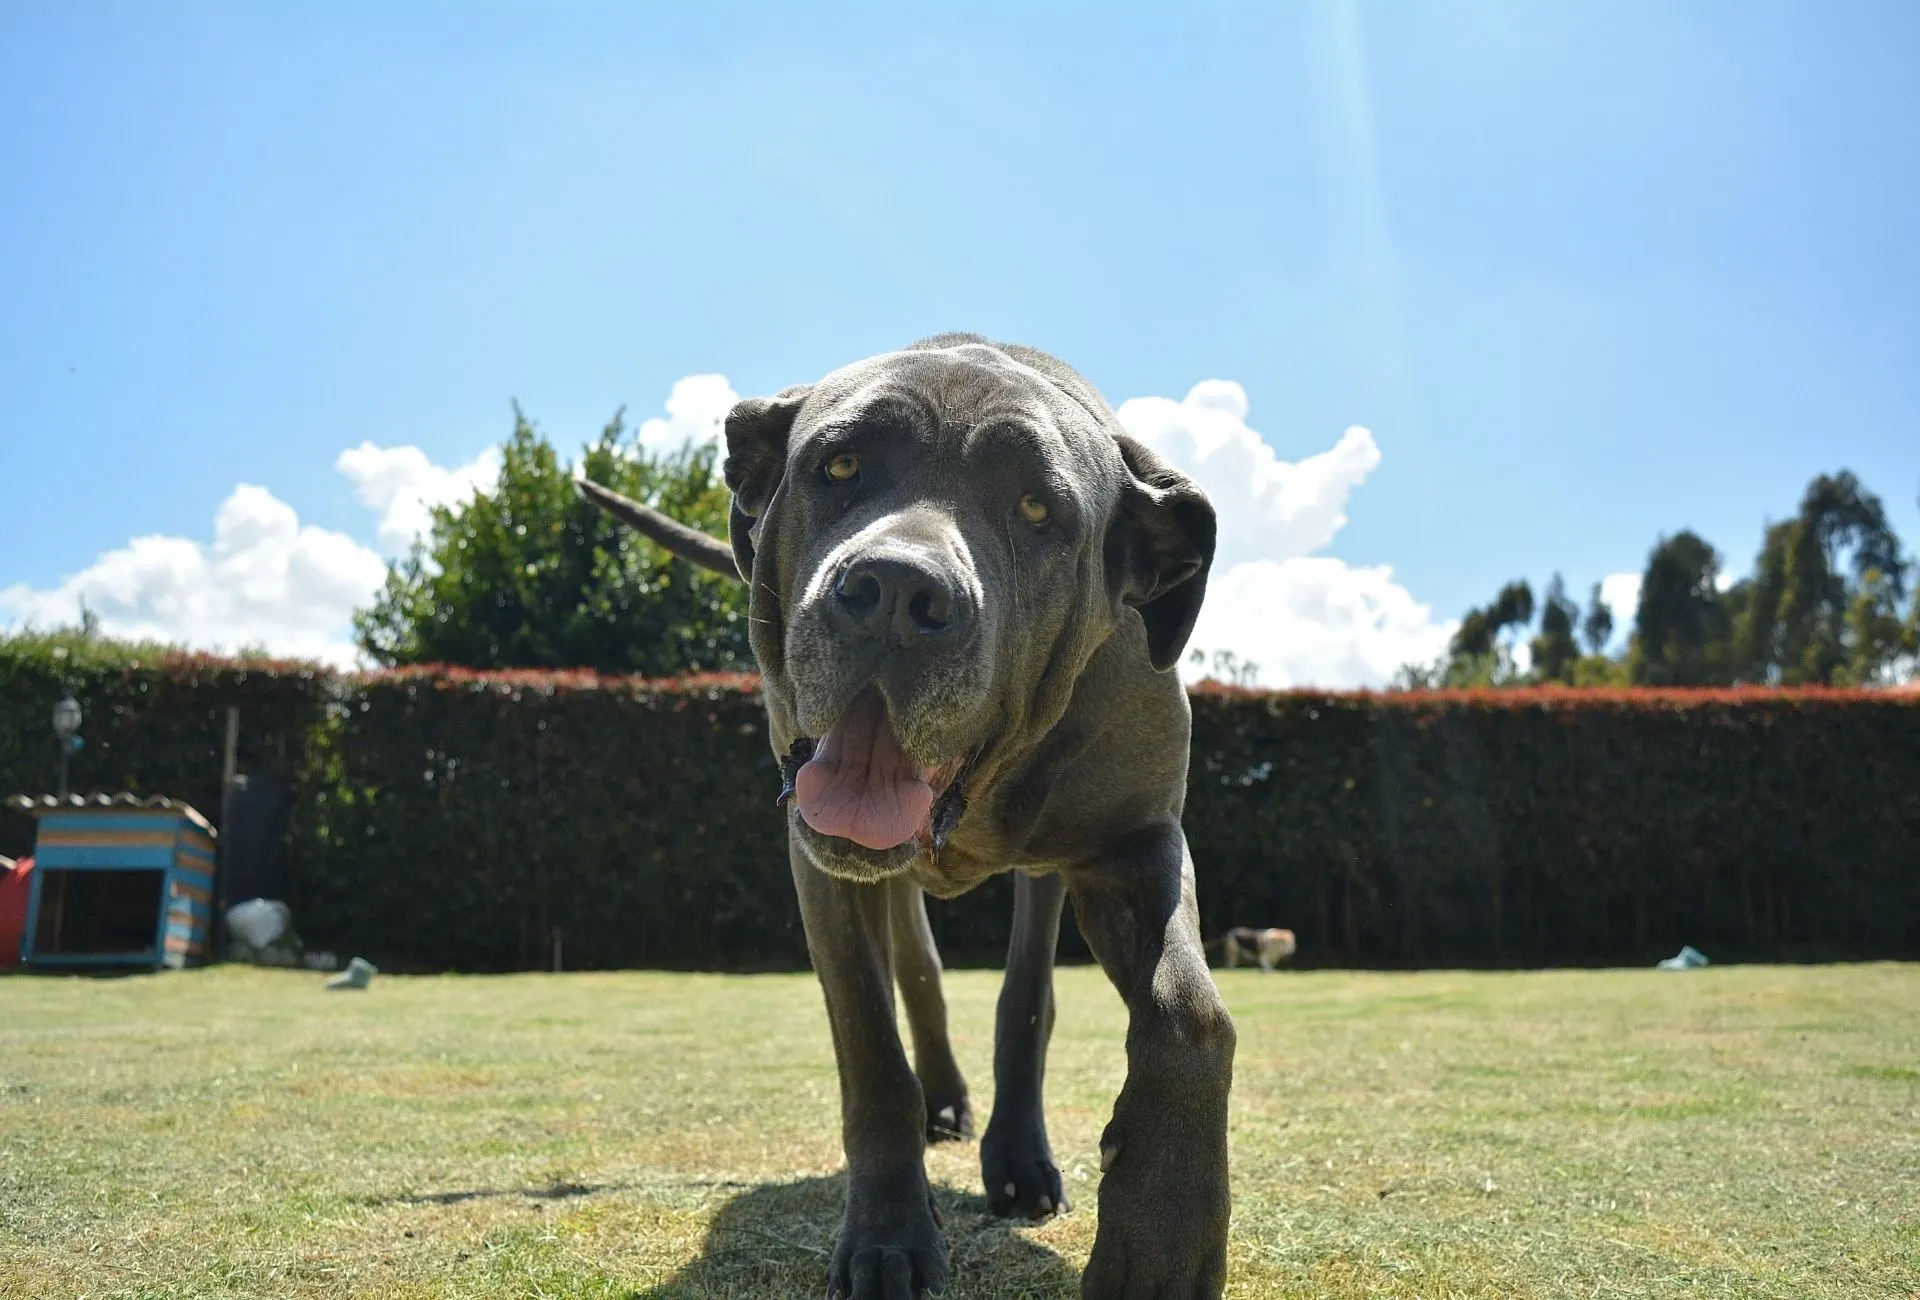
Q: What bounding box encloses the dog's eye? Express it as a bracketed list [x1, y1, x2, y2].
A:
[1017, 493, 1050, 527]
[824, 453, 860, 484]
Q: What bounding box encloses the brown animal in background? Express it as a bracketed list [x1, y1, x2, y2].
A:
[1211, 927, 1297, 971]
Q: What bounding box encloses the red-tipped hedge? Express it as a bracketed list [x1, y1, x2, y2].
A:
[4, 649, 1915, 970]
[1185, 684, 1919, 966]
[296, 668, 796, 971]
[0, 650, 333, 866]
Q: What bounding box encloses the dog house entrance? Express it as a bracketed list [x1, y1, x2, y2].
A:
[32, 869, 164, 956]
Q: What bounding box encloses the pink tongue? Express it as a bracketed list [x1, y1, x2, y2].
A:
[795, 690, 934, 851]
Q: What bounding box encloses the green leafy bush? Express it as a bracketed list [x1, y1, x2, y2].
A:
[354, 410, 750, 676]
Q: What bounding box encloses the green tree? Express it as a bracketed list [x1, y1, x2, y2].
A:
[1188, 647, 1261, 687]
[1629, 530, 1733, 686]
[1450, 580, 1534, 660]
[1906, 582, 1920, 673]
[1581, 581, 1614, 656]
[1840, 567, 1911, 685]
[354, 407, 751, 675]
[0, 619, 178, 672]
[1529, 574, 1580, 683]
[1570, 653, 1631, 687]
[1393, 579, 1537, 689]
[1395, 574, 1637, 692]
[1455, 579, 1534, 684]
[1733, 472, 1908, 684]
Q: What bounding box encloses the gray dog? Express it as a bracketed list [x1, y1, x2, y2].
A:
[579, 334, 1234, 1299]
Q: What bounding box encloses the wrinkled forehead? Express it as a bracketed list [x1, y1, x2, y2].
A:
[796, 344, 1124, 479]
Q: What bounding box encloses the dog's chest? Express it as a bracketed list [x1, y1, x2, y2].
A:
[908, 846, 1004, 900]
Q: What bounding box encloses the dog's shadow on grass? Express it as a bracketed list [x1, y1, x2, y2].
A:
[634, 1174, 1078, 1299]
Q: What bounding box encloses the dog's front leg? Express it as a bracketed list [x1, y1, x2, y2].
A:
[887, 877, 973, 1143]
[791, 841, 948, 1299]
[1070, 823, 1234, 1300]
[982, 869, 1069, 1220]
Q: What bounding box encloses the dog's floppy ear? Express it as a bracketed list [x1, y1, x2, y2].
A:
[723, 384, 811, 578]
[1107, 433, 1217, 672]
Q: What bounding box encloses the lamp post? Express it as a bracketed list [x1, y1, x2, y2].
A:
[52, 696, 82, 799]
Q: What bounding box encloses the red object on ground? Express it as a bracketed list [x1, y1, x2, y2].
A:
[0, 855, 32, 969]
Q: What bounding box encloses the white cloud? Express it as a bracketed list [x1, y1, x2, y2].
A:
[0, 484, 387, 667]
[1118, 381, 1452, 689]
[336, 443, 501, 556]
[1183, 557, 1455, 689]
[0, 376, 738, 667]
[1505, 635, 1535, 678]
[1599, 572, 1642, 648]
[637, 374, 738, 456]
[1117, 382, 1381, 571]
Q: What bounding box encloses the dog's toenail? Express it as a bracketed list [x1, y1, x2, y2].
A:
[1003, 1182, 1017, 1198]
[1100, 1141, 1121, 1172]
[1037, 1195, 1052, 1213]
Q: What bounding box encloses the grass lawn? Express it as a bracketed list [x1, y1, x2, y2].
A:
[1, 962, 1915, 1299]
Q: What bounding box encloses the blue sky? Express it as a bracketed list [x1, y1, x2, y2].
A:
[2, 2, 1915, 679]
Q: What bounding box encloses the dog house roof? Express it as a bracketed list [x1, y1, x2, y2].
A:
[5, 792, 217, 836]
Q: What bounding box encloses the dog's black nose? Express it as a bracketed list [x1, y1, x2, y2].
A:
[835, 555, 962, 645]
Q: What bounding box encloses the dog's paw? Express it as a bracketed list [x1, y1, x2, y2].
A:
[924, 1091, 974, 1144]
[829, 1174, 949, 1299]
[981, 1108, 1068, 1221]
[1078, 1112, 1227, 1299]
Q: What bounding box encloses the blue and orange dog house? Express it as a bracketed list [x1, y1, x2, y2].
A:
[5, 794, 217, 970]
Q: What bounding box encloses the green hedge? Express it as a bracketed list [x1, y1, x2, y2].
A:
[294, 669, 799, 971]
[1186, 686, 1920, 966]
[0, 648, 332, 865]
[4, 646, 1915, 970]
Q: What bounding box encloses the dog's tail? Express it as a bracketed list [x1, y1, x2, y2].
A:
[574, 478, 742, 580]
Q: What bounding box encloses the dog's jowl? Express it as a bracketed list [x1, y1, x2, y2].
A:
[580, 334, 1235, 1300]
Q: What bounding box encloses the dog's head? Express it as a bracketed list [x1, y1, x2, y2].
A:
[724, 336, 1214, 882]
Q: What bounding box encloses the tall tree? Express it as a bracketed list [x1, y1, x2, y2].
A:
[1733, 471, 1908, 684]
[1842, 567, 1911, 685]
[1530, 573, 1580, 683]
[1425, 579, 1536, 687]
[1630, 530, 1732, 686]
[1451, 580, 1534, 659]
[1907, 494, 1920, 675]
[354, 408, 751, 675]
[1581, 581, 1614, 657]
[1906, 576, 1920, 675]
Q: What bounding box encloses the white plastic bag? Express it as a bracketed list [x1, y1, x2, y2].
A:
[225, 898, 291, 949]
